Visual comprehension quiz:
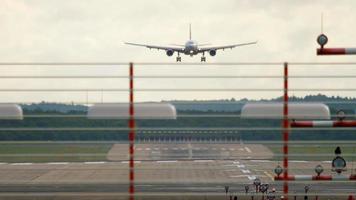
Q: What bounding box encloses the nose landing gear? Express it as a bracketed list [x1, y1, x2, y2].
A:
[176, 53, 182, 62]
[201, 52, 206, 62]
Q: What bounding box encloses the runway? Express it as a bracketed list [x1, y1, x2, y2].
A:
[0, 143, 354, 199]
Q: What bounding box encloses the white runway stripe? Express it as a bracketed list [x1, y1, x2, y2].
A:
[237, 164, 245, 168]
[230, 175, 248, 178]
[224, 169, 237, 172]
[251, 160, 272, 163]
[47, 162, 69, 165]
[11, 163, 33, 165]
[248, 175, 257, 180]
[241, 169, 251, 174]
[156, 160, 177, 163]
[244, 147, 252, 153]
[121, 161, 141, 164]
[194, 160, 214, 163]
[84, 161, 107, 164]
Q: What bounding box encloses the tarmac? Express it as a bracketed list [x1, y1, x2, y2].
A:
[0, 143, 355, 200]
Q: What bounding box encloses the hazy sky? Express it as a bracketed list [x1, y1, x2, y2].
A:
[1, 0, 356, 103]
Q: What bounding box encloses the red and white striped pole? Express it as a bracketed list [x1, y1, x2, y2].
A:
[291, 120, 356, 128]
[129, 62, 135, 200]
[275, 174, 356, 181]
[283, 62, 289, 199]
[317, 48, 356, 55]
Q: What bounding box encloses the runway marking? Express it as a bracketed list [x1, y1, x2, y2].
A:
[0, 162, 7, 165]
[121, 161, 141, 164]
[229, 175, 257, 180]
[194, 160, 214, 163]
[156, 160, 177, 163]
[84, 161, 107, 164]
[264, 171, 274, 180]
[47, 162, 69, 165]
[251, 160, 272, 163]
[229, 148, 235, 151]
[224, 169, 237, 172]
[181, 148, 186, 150]
[241, 169, 251, 174]
[137, 148, 142, 151]
[239, 148, 244, 151]
[230, 175, 249, 178]
[322, 161, 332, 163]
[223, 164, 237, 167]
[244, 147, 252, 153]
[233, 161, 240, 164]
[145, 148, 151, 151]
[237, 164, 246, 168]
[290, 160, 308, 163]
[11, 163, 32, 166]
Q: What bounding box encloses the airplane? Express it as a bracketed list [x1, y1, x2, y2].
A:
[125, 24, 257, 62]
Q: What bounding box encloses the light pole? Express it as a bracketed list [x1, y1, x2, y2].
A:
[253, 178, 261, 193]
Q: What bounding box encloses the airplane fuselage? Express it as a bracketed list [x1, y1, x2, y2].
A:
[183, 40, 199, 56]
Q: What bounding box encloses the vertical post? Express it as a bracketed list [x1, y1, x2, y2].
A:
[129, 62, 135, 200]
[283, 62, 289, 199]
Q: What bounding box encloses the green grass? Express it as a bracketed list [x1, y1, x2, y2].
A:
[0, 143, 112, 163]
[266, 145, 356, 161]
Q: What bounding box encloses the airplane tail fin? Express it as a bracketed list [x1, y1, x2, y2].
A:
[189, 23, 192, 40]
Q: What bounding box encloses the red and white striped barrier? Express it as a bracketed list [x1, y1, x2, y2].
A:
[317, 48, 356, 55]
[291, 120, 356, 128]
[275, 174, 356, 181]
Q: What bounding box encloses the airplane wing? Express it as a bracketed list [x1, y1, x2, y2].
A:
[198, 41, 257, 53]
[125, 42, 184, 52]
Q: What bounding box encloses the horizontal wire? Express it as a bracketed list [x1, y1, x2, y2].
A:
[0, 62, 128, 66]
[0, 140, 354, 144]
[1, 88, 356, 92]
[2, 75, 356, 79]
[2, 101, 356, 105]
[0, 127, 356, 131]
[0, 192, 355, 197]
[19, 114, 356, 118]
[0, 153, 353, 157]
[0, 62, 355, 66]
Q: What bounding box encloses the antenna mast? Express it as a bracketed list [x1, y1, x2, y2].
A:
[321, 13, 324, 33]
[189, 24, 192, 40]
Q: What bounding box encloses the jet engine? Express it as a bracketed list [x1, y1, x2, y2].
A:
[209, 50, 217, 56]
[166, 49, 174, 56]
